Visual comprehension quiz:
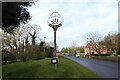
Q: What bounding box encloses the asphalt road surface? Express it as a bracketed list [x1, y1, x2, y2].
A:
[61, 55, 119, 78]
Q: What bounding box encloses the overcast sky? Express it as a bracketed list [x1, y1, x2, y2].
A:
[28, 0, 118, 50]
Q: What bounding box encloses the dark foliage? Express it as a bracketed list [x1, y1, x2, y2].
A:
[100, 33, 120, 55]
[2, 2, 34, 33]
[118, 33, 120, 55]
[2, 49, 16, 64]
[91, 54, 110, 56]
[39, 41, 44, 47]
[45, 47, 54, 57]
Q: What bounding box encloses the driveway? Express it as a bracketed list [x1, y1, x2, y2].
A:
[61, 55, 119, 78]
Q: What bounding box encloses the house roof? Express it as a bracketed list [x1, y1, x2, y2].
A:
[85, 41, 107, 49]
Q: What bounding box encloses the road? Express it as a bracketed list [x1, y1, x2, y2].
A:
[61, 55, 119, 78]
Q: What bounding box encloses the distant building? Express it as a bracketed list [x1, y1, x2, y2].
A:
[80, 46, 85, 49]
[56, 52, 61, 57]
[84, 41, 108, 55]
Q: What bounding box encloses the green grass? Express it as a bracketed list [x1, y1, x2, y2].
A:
[3, 58, 101, 78]
[90, 56, 120, 63]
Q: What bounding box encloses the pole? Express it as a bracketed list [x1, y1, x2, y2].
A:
[54, 29, 57, 71]
[54, 30, 56, 58]
[48, 11, 63, 72]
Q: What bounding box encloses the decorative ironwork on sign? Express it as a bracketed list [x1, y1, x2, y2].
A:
[47, 11, 63, 28]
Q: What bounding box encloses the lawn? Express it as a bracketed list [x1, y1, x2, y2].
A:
[2, 57, 101, 78]
[90, 56, 120, 63]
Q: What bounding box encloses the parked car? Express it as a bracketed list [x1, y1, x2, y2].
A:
[75, 54, 80, 57]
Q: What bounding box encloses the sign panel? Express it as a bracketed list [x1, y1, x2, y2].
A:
[48, 11, 63, 26]
[51, 58, 58, 64]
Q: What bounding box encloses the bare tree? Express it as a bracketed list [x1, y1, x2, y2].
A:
[70, 41, 77, 48]
[2, 27, 21, 52]
[29, 31, 36, 45]
[12, 28, 22, 51]
[2, 32, 13, 49]
[46, 42, 54, 47]
[69, 41, 78, 53]
[86, 31, 102, 44]
[85, 31, 102, 56]
[25, 35, 29, 48]
[0, 29, 3, 51]
[20, 24, 41, 44]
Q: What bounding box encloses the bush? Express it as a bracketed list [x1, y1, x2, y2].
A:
[91, 54, 110, 56]
[2, 50, 16, 64]
[33, 52, 46, 60]
[18, 53, 30, 61]
[2, 44, 54, 63]
[117, 48, 120, 55]
[107, 52, 112, 55]
[45, 47, 54, 57]
[80, 48, 84, 53]
[39, 52, 46, 59]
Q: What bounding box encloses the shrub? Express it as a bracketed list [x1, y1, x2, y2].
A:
[39, 52, 46, 59]
[91, 54, 110, 56]
[45, 47, 54, 57]
[80, 48, 84, 53]
[18, 53, 30, 61]
[2, 44, 54, 63]
[33, 52, 46, 60]
[2, 50, 16, 64]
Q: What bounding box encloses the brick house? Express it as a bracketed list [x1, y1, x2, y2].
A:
[84, 41, 108, 55]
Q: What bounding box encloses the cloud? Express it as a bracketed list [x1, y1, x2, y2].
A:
[36, 0, 119, 2]
[28, 1, 118, 50]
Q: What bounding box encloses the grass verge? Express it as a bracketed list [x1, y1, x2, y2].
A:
[90, 56, 120, 63]
[3, 57, 101, 78]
